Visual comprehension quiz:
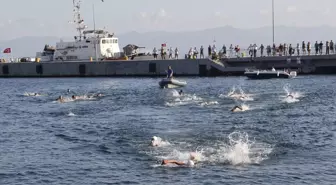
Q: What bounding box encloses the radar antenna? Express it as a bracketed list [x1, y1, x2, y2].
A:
[72, 0, 87, 40]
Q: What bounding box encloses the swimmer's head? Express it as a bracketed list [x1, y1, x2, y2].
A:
[189, 152, 200, 162]
[179, 90, 183, 95]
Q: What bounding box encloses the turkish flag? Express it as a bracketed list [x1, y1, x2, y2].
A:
[3, 48, 11, 53]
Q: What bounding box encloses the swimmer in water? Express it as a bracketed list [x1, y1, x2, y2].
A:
[72, 95, 80, 100]
[178, 90, 183, 96]
[95, 93, 103, 97]
[56, 96, 64, 103]
[161, 152, 198, 167]
[231, 105, 243, 112]
[67, 89, 70, 93]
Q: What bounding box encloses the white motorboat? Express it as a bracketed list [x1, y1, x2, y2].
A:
[159, 78, 187, 89]
[244, 68, 297, 79]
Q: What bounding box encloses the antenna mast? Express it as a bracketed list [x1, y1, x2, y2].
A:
[73, 0, 87, 40]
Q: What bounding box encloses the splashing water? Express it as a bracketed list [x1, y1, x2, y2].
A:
[24, 92, 41, 97]
[282, 84, 303, 103]
[165, 94, 204, 107]
[220, 132, 273, 165]
[67, 112, 76, 117]
[150, 136, 171, 147]
[149, 132, 272, 168]
[221, 86, 254, 101]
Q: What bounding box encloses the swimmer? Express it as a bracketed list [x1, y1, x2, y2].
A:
[56, 96, 64, 103]
[161, 152, 198, 167]
[67, 89, 70, 93]
[178, 90, 183, 96]
[95, 93, 103, 97]
[33, 93, 41, 96]
[231, 105, 243, 112]
[71, 95, 81, 100]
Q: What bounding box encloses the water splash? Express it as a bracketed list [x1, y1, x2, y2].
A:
[149, 132, 272, 167]
[67, 112, 76, 117]
[150, 136, 171, 147]
[220, 86, 254, 101]
[282, 84, 303, 103]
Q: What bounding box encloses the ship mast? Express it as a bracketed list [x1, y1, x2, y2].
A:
[73, 0, 87, 41]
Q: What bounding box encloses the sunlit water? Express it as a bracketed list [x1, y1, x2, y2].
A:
[0, 76, 335, 185]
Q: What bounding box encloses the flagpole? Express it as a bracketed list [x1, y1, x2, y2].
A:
[93, 4, 98, 61]
[272, 0, 275, 44]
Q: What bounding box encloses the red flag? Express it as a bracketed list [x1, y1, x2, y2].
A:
[3, 48, 11, 53]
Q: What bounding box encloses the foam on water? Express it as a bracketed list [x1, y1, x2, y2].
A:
[150, 132, 272, 168]
[24, 92, 42, 97]
[165, 92, 204, 107]
[150, 136, 171, 147]
[67, 112, 76, 117]
[282, 84, 303, 103]
[220, 86, 254, 101]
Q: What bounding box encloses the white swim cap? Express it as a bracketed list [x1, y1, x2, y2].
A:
[152, 136, 157, 141]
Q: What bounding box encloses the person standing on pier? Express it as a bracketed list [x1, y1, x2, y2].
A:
[208, 45, 212, 57]
[302, 41, 306, 55]
[315, 41, 319, 55]
[284, 43, 288, 56]
[260, 44, 264, 57]
[296, 43, 300, 56]
[330, 40, 334, 54]
[153, 47, 158, 59]
[272, 44, 276, 56]
[168, 47, 173, 59]
[200, 46, 204, 58]
[289, 44, 293, 56]
[307, 42, 311, 55]
[266, 45, 271, 56]
[174, 47, 179, 59]
[319, 41, 323, 55]
[326, 41, 330, 55]
[194, 47, 198, 59]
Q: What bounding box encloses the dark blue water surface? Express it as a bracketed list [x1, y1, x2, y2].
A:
[0, 76, 335, 185]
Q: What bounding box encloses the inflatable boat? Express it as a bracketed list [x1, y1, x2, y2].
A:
[159, 78, 187, 89]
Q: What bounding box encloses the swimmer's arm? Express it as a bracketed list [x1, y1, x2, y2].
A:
[162, 160, 185, 166]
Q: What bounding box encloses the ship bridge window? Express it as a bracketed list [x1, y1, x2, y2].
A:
[114, 39, 118, 44]
[102, 39, 106, 44]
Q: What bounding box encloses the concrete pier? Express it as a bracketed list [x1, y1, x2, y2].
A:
[1, 54, 336, 77]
